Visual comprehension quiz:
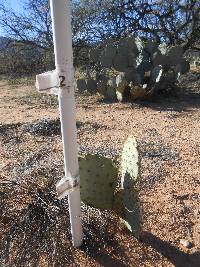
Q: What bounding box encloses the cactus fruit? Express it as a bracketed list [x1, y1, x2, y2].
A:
[121, 135, 139, 189]
[79, 154, 118, 210]
[77, 79, 87, 93]
[151, 65, 163, 83]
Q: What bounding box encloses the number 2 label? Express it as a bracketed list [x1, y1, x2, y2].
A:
[59, 76, 66, 87]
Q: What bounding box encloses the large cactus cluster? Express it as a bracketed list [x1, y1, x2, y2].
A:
[76, 37, 190, 101]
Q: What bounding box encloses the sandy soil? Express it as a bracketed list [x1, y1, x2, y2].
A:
[0, 72, 200, 267]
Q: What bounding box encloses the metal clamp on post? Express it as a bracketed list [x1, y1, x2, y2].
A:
[36, 70, 59, 94]
[56, 175, 80, 200]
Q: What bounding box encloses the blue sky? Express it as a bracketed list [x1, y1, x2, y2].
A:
[8, 0, 22, 12]
[0, 0, 24, 35]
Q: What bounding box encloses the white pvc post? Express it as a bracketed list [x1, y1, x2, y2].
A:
[49, 0, 82, 247]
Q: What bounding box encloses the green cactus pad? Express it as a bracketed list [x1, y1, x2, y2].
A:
[153, 53, 169, 69]
[79, 155, 118, 210]
[121, 135, 139, 189]
[118, 37, 139, 55]
[131, 72, 142, 85]
[113, 54, 129, 72]
[129, 85, 149, 100]
[145, 40, 158, 55]
[113, 188, 142, 235]
[151, 65, 163, 83]
[135, 37, 143, 53]
[158, 43, 168, 55]
[106, 78, 117, 100]
[167, 45, 183, 65]
[104, 44, 117, 58]
[174, 59, 190, 75]
[89, 48, 101, 62]
[125, 68, 137, 82]
[86, 79, 97, 93]
[97, 79, 107, 96]
[121, 189, 142, 235]
[77, 79, 87, 92]
[100, 54, 113, 68]
[116, 73, 129, 101]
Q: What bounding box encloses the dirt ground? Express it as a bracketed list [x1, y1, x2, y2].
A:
[0, 71, 200, 267]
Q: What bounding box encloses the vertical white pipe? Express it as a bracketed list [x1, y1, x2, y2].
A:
[49, 0, 82, 247]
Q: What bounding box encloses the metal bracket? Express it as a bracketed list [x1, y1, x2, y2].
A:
[56, 175, 80, 200]
[36, 70, 63, 94]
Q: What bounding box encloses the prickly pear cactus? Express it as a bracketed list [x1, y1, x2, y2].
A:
[89, 48, 101, 62]
[79, 136, 142, 235]
[145, 40, 158, 56]
[113, 54, 129, 72]
[107, 78, 117, 100]
[77, 79, 87, 93]
[86, 79, 97, 94]
[167, 45, 183, 66]
[151, 65, 163, 83]
[85, 37, 190, 101]
[97, 78, 107, 96]
[121, 135, 139, 189]
[79, 154, 118, 210]
[116, 73, 129, 102]
[113, 188, 142, 235]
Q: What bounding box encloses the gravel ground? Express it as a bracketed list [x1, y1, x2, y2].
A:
[0, 72, 200, 266]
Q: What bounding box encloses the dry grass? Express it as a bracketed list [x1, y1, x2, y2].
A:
[0, 71, 200, 266]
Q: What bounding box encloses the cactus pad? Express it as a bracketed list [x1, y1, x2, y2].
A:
[100, 54, 113, 68]
[121, 189, 142, 235]
[121, 135, 139, 189]
[113, 54, 129, 72]
[89, 48, 101, 62]
[113, 188, 142, 235]
[151, 65, 163, 83]
[167, 45, 183, 66]
[97, 78, 107, 96]
[107, 78, 117, 100]
[86, 79, 97, 93]
[175, 59, 190, 75]
[79, 154, 118, 210]
[145, 40, 158, 55]
[77, 79, 87, 93]
[116, 73, 129, 101]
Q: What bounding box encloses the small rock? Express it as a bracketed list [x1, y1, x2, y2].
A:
[180, 239, 192, 249]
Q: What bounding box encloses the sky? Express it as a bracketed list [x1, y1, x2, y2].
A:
[7, 0, 22, 12]
[0, 0, 24, 35]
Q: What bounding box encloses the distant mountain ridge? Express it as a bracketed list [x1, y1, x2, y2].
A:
[0, 36, 11, 51]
